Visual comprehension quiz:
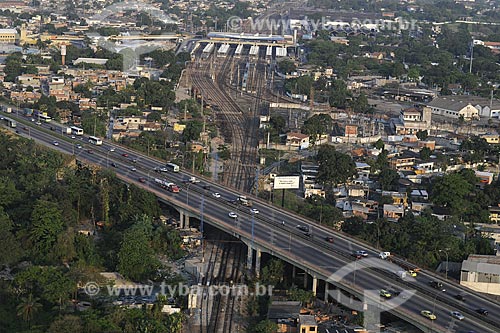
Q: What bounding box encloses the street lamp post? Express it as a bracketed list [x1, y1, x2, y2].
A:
[251, 211, 255, 249]
[106, 151, 111, 168]
[439, 248, 450, 280]
[186, 183, 191, 206]
[147, 169, 153, 183]
[200, 188, 205, 263]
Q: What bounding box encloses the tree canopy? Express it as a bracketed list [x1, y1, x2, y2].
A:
[316, 145, 357, 187]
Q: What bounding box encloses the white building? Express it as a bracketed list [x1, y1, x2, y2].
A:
[427, 97, 480, 120]
[392, 107, 432, 135]
[461, 255, 500, 296]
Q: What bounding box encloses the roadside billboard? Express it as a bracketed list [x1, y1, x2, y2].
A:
[273, 176, 300, 189]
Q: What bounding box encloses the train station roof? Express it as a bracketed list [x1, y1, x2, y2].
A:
[207, 32, 286, 42]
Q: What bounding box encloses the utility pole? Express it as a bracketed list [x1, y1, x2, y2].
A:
[469, 39, 474, 74]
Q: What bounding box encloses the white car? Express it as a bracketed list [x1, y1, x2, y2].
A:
[450, 311, 464, 320]
[130, 167, 137, 172]
[71, 135, 76, 139]
[250, 208, 259, 214]
[109, 147, 115, 152]
[228, 212, 238, 218]
[212, 192, 221, 198]
[52, 141, 59, 146]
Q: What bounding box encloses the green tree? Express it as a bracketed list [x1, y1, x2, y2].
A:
[260, 259, 284, 286]
[117, 216, 159, 281]
[341, 216, 366, 236]
[373, 138, 385, 150]
[350, 92, 371, 113]
[16, 293, 42, 328]
[302, 114, 333, 146]
[0, 208, 23, 266]
[317, 145, 357, 187]
[378, 168, 399, 191]
[288, 286, 314, 305]
[420, 147, 432, 160]
[182, 120, 203, 143]
[30, 200, 65, 262]
[407, 67, 420, 82]
[277, 59, 296, 74]
[164, 312, 184, 333]
[48, 315, 84, 333]
[431, 172, 474, 215]
[254, 320, 278, 333]
[329, 79, 350, 109]
[416, 130, 428, 141]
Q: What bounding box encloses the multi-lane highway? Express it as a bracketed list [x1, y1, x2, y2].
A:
[4, 111, 500, 333]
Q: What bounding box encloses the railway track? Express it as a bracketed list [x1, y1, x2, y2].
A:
[189, 53, 258, 192]
[200, 234, 245, 333]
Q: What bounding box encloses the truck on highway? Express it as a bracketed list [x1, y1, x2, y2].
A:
[395, 270, 407, 279]
[64, 127, 72, 134]
[23, 108, 33, 117]
[186, 176, 200, 183]
[155, 178, 169, 189]
[155, 178, 180, 193]
[167, 183, 180, 193]
[2, 106, 12, 113]
[236, 195, 252, 207]
[379, 252, 392, 260]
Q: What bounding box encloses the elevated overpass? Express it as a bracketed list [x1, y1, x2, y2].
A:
[3, 109, 500, 333]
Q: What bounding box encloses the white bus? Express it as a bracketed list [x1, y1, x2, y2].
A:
[88, 136, 103, 145]
[2, 117, 16, 128]
[39, 114, 52, 122]
[166, 163, 180, 172]
[70, 126, 84, 136]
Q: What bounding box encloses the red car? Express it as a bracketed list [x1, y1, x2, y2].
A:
[87, 149, 93, 154]
[122, 153, 129, 157]
[139, 177, 146, 183]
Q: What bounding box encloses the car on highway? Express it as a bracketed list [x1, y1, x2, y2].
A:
[122, 153, 129, 157]
[154, 166, 168, 172]
[109, 147, 115, 152]
[450, 311, 464, 320]
[408, 270, 417, 277]
[475, 308, 488, 316]
[379, 289, 391, 298]
[76, 144, 82, 149]
[212, 192, 221, 198]
[52, 141, 59, 146]
[420, 310, 436, 320]
[130, 158, 138, 163]
[454, 294, 466, 302]
[87, 149, 93, 154]
[138, 177, 146, 183]
[296, 225, 309, 233]
[428, 281, 445, 291]
[325, 236, 334, 243]
[111, 162, 117, 168]
[250, 208, 259, 214]
[228, 212, 238, 219]
[71, 135, 76, 139]
[36, 121, 41, 125]
[130, 167, 137, 172]
[353, 250, 368, 258]
[23, 126, 27, 130]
